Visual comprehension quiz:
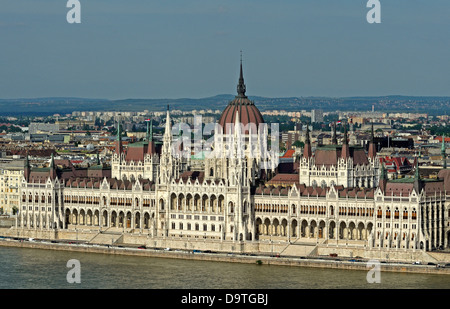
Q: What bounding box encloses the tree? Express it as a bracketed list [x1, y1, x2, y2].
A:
[293, 140, 304, 148]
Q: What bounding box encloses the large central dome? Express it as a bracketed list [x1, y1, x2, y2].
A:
[218, 59, 264, 134]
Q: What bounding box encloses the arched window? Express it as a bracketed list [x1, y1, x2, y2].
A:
[386, 208, 391, 219]
[229, 202, 234, 213]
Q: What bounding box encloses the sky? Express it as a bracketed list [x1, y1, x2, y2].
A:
[1, 0, 450, 100]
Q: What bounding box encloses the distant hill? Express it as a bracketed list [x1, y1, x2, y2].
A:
[0, 95, 448, 115]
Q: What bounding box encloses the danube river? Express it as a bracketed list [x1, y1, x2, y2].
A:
[0, 246, 449, 289]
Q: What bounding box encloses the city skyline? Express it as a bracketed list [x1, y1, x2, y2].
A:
[1, 1, 450, 100]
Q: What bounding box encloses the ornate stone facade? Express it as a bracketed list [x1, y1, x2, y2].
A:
[16, 61, 450, 254]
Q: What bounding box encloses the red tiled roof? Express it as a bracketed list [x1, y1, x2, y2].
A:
[281, 149, 295, 158]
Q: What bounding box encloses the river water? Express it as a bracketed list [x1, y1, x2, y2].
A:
[0, 246, 449, 289]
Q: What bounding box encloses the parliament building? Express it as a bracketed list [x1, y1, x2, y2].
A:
[15, 60, 450, 260]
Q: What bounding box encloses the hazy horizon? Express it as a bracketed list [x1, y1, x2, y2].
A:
[2, 1, 450, 100]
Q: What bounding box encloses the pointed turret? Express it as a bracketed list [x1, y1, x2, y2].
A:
[146, 118, 150, 141]
[332, 122, 337, 145]
[164, 105, 172, 137]
[413, 158, 422, 193]
[237, 51, 247, 98]
[341, 126, 350, 159]
[414, 158, 420, 179]
[146, 119, 156, 155]
[49, 153, 57, 180]
[115, 117, 123, 156]
[442, 135, 447, 169]
[368, 121, 377, 159]
[379, 161, 387, 192]
[24, 152, 30, 182]
[303, 125, 312, 159]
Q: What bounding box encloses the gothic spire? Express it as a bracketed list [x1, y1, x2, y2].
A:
[414, 158, 420, 180]
[49, 153, 57, 180]
[24, 152, 30, 182]
[413, 157, 422, 193]
[50, 152, 55, 168]
[343, 125, 348, 145]
[442, 135, 447, 169]
[117, 118, 121, 142]
[379, 161, 387, 192]
[368, 121, 377, 159]
[380, 161, 386, 180]
[305, 125, 310, 144]
[115, 116, 123, 156]
[332, 122, 337, 145]
[371, 121, 375, 143]
[341, 125, 350, 159]
[145, 118, 154, 142]
[165, 105, 172, 135]
[237, 51, 247, 98]
[150, 119, 153, 141]
[303, 125, 312, 159]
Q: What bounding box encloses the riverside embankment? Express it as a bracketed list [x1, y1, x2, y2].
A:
[1, 237, 449, 276]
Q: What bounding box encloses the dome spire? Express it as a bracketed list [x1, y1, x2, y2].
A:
[237, 50, 247, 98]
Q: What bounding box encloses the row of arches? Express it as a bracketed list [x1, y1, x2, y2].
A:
[20, 213, 61, 229]
[169, 193, 226, 213]
[376, 207, 417, 220]
[255, 217, 374, 241]
[65, 208, 156, 230]
[255, 203, 376, 218]
[22, 192, 59, 205]
[309, 177, 374, 189]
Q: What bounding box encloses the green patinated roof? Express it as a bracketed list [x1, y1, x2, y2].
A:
[389, 177, 440, 183]
[89, 165, 105, 170]
[128, 141, 149, 147]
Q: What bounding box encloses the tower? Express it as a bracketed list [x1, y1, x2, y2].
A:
[237, 51, 246, 98]
[442, 135, 447, 169]
[49, 153, 57, 180]
[303, 125, 312, 159]
[368, 121, 377, 160]
[332, 122, 337, 145]
[115, 117, 123, 157]
[341, 126, 350, 160]
[379, 162, 387, 192]
[111, 116, 124, 180]
[24, 152, 30, 182]
[160, 105, 174, 184]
